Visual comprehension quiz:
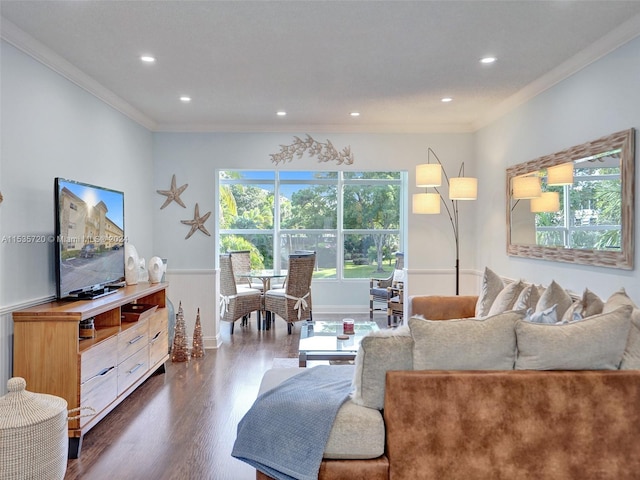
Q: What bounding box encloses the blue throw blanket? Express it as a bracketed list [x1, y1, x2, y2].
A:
[232, 365, 354, 480]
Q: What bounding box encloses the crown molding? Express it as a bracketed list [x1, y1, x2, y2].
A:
[474, 13, 640, 131]
[1, 18, 157, 131]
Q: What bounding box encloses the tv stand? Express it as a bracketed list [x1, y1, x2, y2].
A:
[13, 282, 170, 458]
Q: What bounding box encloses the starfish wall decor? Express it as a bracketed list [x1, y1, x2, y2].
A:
[270, 135, 354, 166]
[181, 203, 211, 239]
[157, 174, 188, 209]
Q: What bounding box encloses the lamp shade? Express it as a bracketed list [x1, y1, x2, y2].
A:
[512, 176, 541, 199]
[530, 191, 560, 213]
[412, 192, 441, 214]
[416, 164, 442, 187]
[449, 177, 477, 200]
[547, 162, 574, 186]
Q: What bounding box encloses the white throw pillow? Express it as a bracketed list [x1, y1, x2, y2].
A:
[351, 326, 413, 410]
[409, 311, 522, 370]
[603, 288, 640, 369]
[525, 304, 558, 324]
[515, 305, 633, 370]
[535, 280, 573, 319]
[488, 280, 526, 316]
[475, 267, 505, 318]
[513, 283, 543, 311]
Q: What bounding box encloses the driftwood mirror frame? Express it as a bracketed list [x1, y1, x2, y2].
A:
[506, 128, 635, 269]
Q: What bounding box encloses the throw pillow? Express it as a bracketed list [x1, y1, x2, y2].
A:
[351, 325, 413, 410]
[515, 305, 633, 370]
[488, 280, 526, 316]
[525, 304, 558, 324]
[559, 301, 583, 323]
[581, 288, 604, 317]
[535, 280, 573, 319]
[603, 289, 640, 369]
[621, 309, 640, 369]
[409, 311, 522, 370]
[513, 283, 543, 311]
[475, 267, 504, 318]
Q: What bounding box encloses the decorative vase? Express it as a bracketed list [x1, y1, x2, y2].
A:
[124, 244, 139, 285]
[148, 256, 165, 284]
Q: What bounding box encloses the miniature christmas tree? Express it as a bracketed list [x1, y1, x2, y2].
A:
[171, 301, 189, 362]
[191, 308, 205, 358]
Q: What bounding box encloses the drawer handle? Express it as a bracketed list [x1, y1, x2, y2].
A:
[128, 363, 145, 374]
[128, 335, 144, 345]
[82, 366, 115, 385]
[150, 331, 162, 342]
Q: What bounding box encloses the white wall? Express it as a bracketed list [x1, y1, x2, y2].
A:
[0, 41, 154, 393]
[475, 36, 640, 299]
[152, 132, 477, 340]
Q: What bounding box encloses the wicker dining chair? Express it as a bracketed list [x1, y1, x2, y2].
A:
[229, 250, 261, 290]
[264, 252, 315, 334]
[219, 254, 262, 334]
[369, 252, 404, 319]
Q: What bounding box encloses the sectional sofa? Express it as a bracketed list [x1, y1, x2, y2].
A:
[251, 270, 640, 479]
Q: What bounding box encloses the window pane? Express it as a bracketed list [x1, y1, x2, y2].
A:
[220, 233, 273, 269]
[281, 184, 337, 229]
[221, 183, 274, 230]
[343, 171, 400, 180]
[343, 233, 400, 279]
[279, 232, 337, 278]
[343, 184, 400, 229]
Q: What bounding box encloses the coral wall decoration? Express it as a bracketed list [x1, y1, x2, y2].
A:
[270, 135, 354, 166]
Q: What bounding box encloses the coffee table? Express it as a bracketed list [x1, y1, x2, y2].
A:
[298, 320, 379, 367]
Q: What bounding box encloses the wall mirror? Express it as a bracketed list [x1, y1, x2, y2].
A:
[507, 128, 635, 269]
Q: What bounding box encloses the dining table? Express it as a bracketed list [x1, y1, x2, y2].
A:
[237, 270, 287, 330]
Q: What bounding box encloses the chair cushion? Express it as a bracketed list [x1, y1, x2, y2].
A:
[258, 368, 385, 460]
[265, 287, 286, 297]
[235, 286, 262, 296]
[370, 287, 388, 298]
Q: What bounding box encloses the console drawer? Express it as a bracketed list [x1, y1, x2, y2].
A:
[149, 328, 169, 368]
[148, 308, 168, 337]
[118, 320, 148, 362]
[80, 365, 117, 428]
[81, 335, 118, 384]
[117, 346, 148, 395]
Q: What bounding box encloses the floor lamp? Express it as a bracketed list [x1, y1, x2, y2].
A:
[412, 148, 478, 295]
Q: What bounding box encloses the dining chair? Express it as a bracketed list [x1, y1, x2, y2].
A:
[369, 252, 404, 319]
[264, 252, 315, 334]
[228, 250, 262, 290]
[219, 254, 262, 333]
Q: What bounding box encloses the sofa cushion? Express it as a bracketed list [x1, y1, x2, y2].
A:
[535, 280, 573, 319]
[515, 305, 633, 370]
[603, 289, 640, 369]
[409, 311, 521, 370]
[351, 326, 413, 410]
[475, 267, 504, 317]
[259, 368, 385, 460]
[488, 280, 525, 316]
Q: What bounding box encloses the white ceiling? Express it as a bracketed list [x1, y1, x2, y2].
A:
[2, 0, 640, 133]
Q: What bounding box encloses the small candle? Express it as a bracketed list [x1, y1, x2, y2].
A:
[343, 318, 355, 335]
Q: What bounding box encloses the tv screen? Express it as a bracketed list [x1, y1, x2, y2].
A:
[55, 178, 125, 299]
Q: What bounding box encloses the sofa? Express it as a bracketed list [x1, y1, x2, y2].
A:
[251, 270, 640, 480]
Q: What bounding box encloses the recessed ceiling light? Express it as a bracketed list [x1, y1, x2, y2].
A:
[441, 97, 453, 103]
[480, 56, 497, 64]
[276, 111, 287, 116]
[140, 55, 156, 63]
[350, 112, 360, 117]
[180, 96, 191, 103]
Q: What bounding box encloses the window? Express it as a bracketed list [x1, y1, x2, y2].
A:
[218, 170, 404, 279]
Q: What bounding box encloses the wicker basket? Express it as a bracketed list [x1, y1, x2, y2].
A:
[0, 377, 68, 480]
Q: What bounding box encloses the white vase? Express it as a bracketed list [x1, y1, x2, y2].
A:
[124, 244, 139, 285]
[148, 256, 166, 284]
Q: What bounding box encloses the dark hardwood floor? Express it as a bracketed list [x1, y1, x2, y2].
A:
[64, 313, 383, 480]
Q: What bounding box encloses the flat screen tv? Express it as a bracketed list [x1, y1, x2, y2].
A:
[54, 178, 125, 299]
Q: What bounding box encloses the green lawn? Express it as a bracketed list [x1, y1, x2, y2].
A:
[312, 263, 394, 279]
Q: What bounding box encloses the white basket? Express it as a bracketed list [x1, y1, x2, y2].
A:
[0, 377, 69, 480]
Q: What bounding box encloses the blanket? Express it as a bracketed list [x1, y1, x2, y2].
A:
[232, 365, 354, 480]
